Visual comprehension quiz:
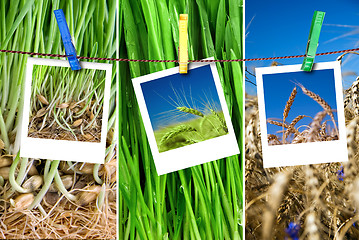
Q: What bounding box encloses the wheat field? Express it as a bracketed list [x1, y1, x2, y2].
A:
[245, 75, 359, 239]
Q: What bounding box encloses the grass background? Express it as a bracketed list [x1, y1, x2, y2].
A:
[120, 0, 243, 239]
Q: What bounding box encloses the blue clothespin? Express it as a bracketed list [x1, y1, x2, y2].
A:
[54, 9, 81, 70]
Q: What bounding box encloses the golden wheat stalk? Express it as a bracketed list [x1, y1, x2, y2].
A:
[320, 121, 327, 136]
[282, 87, 297, 143]
[296, 82, 338, 133]
[262, 171, 291, 240]
[307, 111, 327, 142]
[283, 115, 308, 140]
[267, 134, 280, 145]
[351, 77, 359, 116]
[283, 87, 297, 122]
[267, 120, 300, 136]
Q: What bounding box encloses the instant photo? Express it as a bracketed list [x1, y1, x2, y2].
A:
[18, 58, 112, 164]
[133, 61, 239, 175]
[256, 61, 347, 168]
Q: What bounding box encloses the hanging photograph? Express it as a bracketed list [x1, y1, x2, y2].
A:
[256, 61, 347, 168]
[18, 57, 112, 164]
[133, 60, 239, 175]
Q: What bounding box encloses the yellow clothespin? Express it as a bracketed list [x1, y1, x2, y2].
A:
[179, 14, 188, 74]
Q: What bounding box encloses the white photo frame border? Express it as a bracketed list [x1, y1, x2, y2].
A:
[256, 61, 348, 168]
[18, 57, 112, 164]
[133, 59, 240, 175]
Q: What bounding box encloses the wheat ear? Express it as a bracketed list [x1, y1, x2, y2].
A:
[283, 87, 297, 122]
[307, 111, 327, 142]
[267, 120, 289, 128]
[306, 213, 320, 240]
[160, 125, 197, 145]
[262, 172, 291, 240]
[296, 82, 338, 134]
[320, 121, 327, 136]
[210, 109, 228, 132]
[343, 117, 359, 179]
[177, 107, 204, 117]
[344, 91, 351, 109]
[267, 120, 300, 136]
[282, 87, 297, 143]
[351, 77, 359, 116]
[267, 134, 280, 145]
[283, 115, 308, 140]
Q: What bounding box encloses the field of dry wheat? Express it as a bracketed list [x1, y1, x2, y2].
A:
[245, 75, 359, 239]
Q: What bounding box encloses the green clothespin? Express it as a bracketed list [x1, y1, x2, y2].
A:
[301, 11, 325, 72]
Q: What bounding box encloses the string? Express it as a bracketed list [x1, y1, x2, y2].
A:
[1, 47, 359, 62]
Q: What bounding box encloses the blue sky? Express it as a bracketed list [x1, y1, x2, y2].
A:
[263, 69, 338, 136]
[141, 65, 222, 131]
[246, 0, 359, 95]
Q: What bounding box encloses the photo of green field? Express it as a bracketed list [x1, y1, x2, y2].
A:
[140, 65, 229, 153]
[28, 65, 106, 143]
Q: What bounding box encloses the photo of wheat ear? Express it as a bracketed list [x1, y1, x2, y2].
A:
[28, 65, 106, 143]
[156, 105, 228, 152]
[140, 66, 229, 153]
[266, 82, 338, 146]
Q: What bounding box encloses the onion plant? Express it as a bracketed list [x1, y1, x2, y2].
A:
[0, 0, 116, 239]
[120, 0, 243, 239]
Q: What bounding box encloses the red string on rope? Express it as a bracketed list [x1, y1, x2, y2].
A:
[1, 47, 359, 62]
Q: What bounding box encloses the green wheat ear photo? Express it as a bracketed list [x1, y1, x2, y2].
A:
[140, 65, 229, 153]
